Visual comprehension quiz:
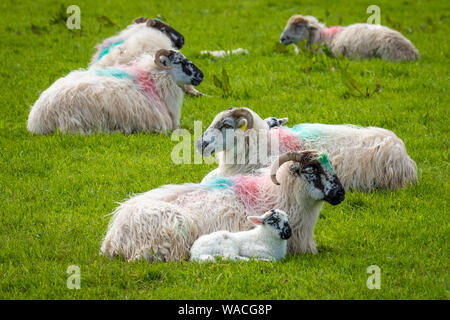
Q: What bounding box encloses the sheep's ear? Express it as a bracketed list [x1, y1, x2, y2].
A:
[279, 117, 288, 125]
[237, 118, 248, 131]
[247, 216, 264, 225]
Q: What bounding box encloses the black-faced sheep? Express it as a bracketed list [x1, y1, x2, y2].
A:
[91, 17, 203, 97]
[27, 50, 203, 134]
[101, 151, 345, 261]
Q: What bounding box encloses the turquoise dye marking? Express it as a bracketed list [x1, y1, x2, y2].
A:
[318, 153, 335, 173]
[206, 177, 233, 190]
[94, 67, 133, 80]
[97, 40, 125, 62]
[290, 124, 322, 141]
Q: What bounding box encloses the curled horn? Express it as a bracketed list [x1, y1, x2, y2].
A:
[134, 17, 148, 24]
[270, 151, 319, 185]
[146, 19, 157, 27]
[154, 49, 172, 70]
[230, 108, 254, 129]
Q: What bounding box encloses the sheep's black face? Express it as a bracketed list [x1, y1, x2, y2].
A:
[152, 20, 185, 50]
[163, 51, 203, 86]
[264, 209, 292, 240]
[291, 153, 345, 205]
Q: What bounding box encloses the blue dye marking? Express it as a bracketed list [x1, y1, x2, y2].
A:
[97, 40, 125, 62]
[290, 123, 323, 141]
[206, 177, 233, 190]
[94, 67, 133, 80]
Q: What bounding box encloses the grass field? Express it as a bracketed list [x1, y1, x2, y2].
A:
[0, 0, 449, 299]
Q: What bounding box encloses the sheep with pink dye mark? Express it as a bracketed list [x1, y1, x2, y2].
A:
[90, 17, 203, 97]
[197, 107, 417, 192]
[101, 150, 345, 262]
[280, 15, 419, 61]
[27, 50, 203, 135]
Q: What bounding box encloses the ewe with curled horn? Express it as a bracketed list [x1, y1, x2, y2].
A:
[230, 108, 254, 129]
[270, 151, 320, 185]
[101, 149, 345, 261]
[154, 49, 173, 70]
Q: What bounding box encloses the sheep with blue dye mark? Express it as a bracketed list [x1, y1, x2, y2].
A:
[197, 107, 417, 191]
[190, 209, 292, 262]
[280, 15, 419, 61]
[101, 150, 345, 261]
[27, 49, 203, 134]
[91, 17, 203, 97]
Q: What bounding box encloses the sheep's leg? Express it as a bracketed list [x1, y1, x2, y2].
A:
[180, 84, 205, 97]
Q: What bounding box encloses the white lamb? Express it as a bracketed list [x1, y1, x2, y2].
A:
[197, 107, 417, 191]
[27, 49, 203, 135]
[280, 14, 420, 61]
[91, 17, 203, 97]
[190, 209, 292, 262]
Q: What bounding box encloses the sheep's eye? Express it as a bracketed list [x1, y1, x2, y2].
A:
[302, 166, 316, 174]
[222, 123, 233, 130]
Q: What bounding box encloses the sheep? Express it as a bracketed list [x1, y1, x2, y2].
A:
[100, 150, 345, 262]
[27, 49, 203, 135]
[90, 17, 203, 97]
[190, 209, 292, 263]
[197, 107, 417, 191]
[280, 14, 420, 61]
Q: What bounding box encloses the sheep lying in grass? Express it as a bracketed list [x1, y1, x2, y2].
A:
[101, 150, 345, 261]
[27, 49, 203, 134]
[91, 17, 203, 97]
[190, 209, 292, 262]
[280, 15, 420, 61]
[197, 107, 417, 191]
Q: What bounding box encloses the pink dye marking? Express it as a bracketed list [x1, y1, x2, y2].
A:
[271, 127, 302, 153]
[233, 175, 273, 210]
[128, 64, 160, 100]
[320, 26, 344, 43]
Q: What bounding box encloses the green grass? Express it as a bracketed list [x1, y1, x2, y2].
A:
[0, 0, 449, 299]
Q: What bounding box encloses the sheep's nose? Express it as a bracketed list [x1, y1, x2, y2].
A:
[280, 37, 286, 43]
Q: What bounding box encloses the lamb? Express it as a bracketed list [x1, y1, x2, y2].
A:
[280, 14, 420, 61]
[100, 150, 345, 261]
[190, 209, 292, 262]
[90, 17, 203, 97]
[27, 49, 203, 135]
[197, 107, 417, 191]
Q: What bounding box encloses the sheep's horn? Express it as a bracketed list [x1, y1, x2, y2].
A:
[270, 151, 319, 185]
[146, 19, 157, 27]
[154, 49, 173, 70]
[134, 17, 148, 24]
[230, 108, 254, 129]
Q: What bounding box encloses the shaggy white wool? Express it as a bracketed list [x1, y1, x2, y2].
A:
[280, 15, 419, 61]
[198, 108, 417, 191]
[101, 152, 341, 262]
[27, 55, 184, 134]
[190, 210, 290, 262]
